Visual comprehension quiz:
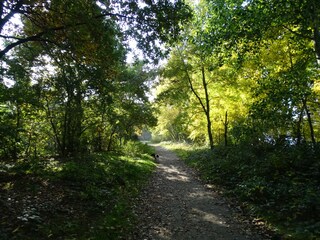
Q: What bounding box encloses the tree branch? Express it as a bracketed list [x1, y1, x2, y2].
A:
[178, 49, 207, 115]
[0, 0, 24, 32]
[281, 24, 313, 40]
[0, 32, 46, 59]
[0, 9, 137, 59]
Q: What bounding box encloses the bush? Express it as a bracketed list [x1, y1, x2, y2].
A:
[122, 140, 154, 157]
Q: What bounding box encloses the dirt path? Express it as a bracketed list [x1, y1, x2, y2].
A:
[129, 145, 268, 240]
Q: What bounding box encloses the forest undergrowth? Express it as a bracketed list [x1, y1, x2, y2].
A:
[0, 141, 156, 240]
[164, 142, 320, 240]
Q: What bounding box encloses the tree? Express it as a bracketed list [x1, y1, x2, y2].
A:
[0, 47, 47, 159]
[0, 0, 191, 158]
[0, 0, 192, 60]
[205, 0, 320, 62]
[157, 1, 216, 148]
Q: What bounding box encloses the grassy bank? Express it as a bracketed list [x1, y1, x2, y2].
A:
[163, 142, 320, 240]
[0, 141, 156, 240]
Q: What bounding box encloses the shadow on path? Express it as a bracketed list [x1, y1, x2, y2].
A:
[130, 145, 267, 240]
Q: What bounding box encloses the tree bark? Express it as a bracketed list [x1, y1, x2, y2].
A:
[302, 98, 316, 146]
[296, 107, 304, 145]
[224, 111, 228, 147]
[201, 66, 214, 150]
[107, 127, 117, 152]
[178, 50, 214, 149]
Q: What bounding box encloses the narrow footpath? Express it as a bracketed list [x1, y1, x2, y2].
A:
[129, 145, 269, 240]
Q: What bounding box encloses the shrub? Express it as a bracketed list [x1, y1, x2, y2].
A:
[122, 140, 154, 157]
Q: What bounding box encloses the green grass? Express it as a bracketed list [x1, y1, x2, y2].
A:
[0, 141, 156, 240]
[162, 142, 320, 240]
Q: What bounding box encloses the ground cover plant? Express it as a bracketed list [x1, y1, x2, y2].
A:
[164, 142, 320, 239]
[0, 141, 156, 240]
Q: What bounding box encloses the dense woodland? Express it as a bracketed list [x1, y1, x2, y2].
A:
[0, 0, 192, 158]
[0, 0, 319, 239]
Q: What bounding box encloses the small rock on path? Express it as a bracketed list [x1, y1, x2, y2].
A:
[129, 145, 267, 240]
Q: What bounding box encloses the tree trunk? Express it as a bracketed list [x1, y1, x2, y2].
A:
[302, 98, 316, 146]
[201, 66, 214, 150]
[107, 127, 117, 152]
[296, 107, 304, 145]
[12, 104, 22, 159]
[224, 111, 228, 146]
[45, 98, 63, 156]
[179, 50, 214, 150]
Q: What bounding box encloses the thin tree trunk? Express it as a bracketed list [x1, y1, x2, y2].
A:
[107, 127, 117, 152]
[296, 107, 304, 145]
[302, 98, 316, 146]
[13, 104, 22, 159]
[45, 98, 63, 155]
[178, 50, 214, 149]
[201, 66, 214, 150]
[224, 111, 228, 146]
[62, 103, 69, 156]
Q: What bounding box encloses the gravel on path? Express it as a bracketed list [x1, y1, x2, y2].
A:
[129, 145, 268, 240]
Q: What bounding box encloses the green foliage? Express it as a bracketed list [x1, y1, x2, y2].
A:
[205, 0, 320, 60]
[1, 0, 320, 238]
[172, 143, 320, 239]
[122, 140, 154, 157]
[0, 0, 192, 61]
[152, 104, 190, 142]
[0, 0, 190, 159]
[0, 141, 156, 239]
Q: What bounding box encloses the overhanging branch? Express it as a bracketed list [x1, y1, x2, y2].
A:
[0, 10, 138, 59]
